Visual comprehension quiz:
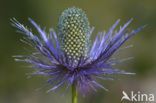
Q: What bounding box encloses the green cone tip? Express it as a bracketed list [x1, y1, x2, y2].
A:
[58, 7, 90, 62]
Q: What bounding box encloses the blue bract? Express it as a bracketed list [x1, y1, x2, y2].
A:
[12, 7, 145, 95]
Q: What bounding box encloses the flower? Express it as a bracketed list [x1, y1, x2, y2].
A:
[12, 7, 145, 95]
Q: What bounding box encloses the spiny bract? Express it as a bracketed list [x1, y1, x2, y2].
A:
[12, 7, 145, 95]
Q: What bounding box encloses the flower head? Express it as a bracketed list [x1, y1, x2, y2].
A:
[12, 7, 145, 95]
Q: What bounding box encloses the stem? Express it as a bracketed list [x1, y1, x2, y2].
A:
[72, 83, 77, 103]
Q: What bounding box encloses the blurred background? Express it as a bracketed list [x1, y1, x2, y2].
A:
[0, 0, 156, 103]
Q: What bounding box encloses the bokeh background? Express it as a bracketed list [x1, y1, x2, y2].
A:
[0, 0, 156, 103]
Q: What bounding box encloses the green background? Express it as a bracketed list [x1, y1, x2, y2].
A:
[0, 0, 156, 103]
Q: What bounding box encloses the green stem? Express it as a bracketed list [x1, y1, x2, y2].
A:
[72, 83, 77, 103]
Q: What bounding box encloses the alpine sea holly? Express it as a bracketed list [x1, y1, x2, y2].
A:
[12, 7, 145, 103]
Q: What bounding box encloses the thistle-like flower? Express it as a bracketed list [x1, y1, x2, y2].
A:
[12, 7, 145, 96]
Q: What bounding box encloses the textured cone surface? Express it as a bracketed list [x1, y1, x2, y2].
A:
[58, 7, 90, 62]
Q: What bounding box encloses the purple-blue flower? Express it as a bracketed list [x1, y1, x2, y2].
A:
[12, 7, 145, 95]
